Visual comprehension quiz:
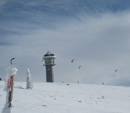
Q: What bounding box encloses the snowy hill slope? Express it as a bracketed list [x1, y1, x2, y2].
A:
[0, 81, 130, 113]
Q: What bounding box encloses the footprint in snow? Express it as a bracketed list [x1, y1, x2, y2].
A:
[78, 100, 82, 102]
[42, 105, 46, 107]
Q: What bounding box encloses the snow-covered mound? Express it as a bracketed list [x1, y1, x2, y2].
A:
[0, 81, 130, 113]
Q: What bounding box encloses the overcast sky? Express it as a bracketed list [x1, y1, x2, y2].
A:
[1, 0, 130, 86]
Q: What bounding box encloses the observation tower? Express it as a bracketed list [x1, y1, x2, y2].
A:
[43, 51, 56, 82]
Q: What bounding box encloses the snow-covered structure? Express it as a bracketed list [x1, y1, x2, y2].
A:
[5, 66, 18, 91]
[42, 51, 56, 82]
[26, 68, 33, 89]
[4, 66, 18, 107]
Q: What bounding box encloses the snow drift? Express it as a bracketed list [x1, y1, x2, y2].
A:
[0, 81, 130, 113]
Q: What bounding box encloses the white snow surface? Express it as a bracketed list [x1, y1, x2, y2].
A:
[0, 81, 130, 113]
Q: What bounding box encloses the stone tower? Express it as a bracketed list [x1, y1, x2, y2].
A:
[43, 51, 56, 82]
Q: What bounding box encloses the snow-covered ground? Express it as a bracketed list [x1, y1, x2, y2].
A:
[0, 81, 130, 113]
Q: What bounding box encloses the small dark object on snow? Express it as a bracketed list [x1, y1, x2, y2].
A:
[102, 96, 104, 99]
[78, 100, 82, 102]
[102, 82, 104, 85]
[66, 84, 69, 86]
[0, 78, 1, 81]
[42, 105, 46, 107]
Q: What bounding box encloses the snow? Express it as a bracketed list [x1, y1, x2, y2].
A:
[26, 68, 33, 89]
[0, 81, 130, 113]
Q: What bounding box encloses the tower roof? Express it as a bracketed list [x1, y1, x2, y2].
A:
[44, 51, 55, 57]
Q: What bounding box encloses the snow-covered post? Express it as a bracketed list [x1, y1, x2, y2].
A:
[26, 68, 33, 89]
[4, 65, 18, 108]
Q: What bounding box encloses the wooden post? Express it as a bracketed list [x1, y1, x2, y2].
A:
[10, 75, 14, 103]
[8, 75, 14, 107]
[4, 58, 17, 108]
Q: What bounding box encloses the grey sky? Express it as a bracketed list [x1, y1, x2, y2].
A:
[0, 0, 130, 86]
